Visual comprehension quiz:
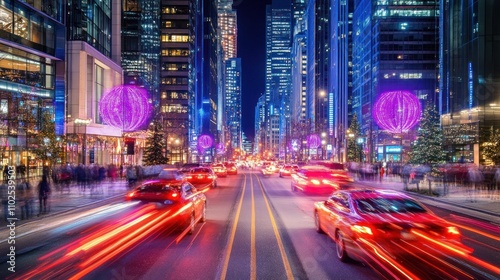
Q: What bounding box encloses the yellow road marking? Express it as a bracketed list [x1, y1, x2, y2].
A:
[220, 174, 246, 280]
[251, 174, 257, 279]
[255, 174, 294, 280]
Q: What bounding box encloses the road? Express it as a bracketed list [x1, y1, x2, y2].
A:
[1, 170, 499, 279]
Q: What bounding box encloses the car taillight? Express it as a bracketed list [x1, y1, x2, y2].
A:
[351, 224, 373, 236]
[311, 179, 321, 185]
[445, 226, 461, 238]
[126, 192, 135, 199]
[186, 175, 192, 179]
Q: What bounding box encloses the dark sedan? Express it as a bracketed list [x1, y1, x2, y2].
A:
[314, 189, 472, 263]
[125, 180, 206, 234]
[185, 167, 218, 189]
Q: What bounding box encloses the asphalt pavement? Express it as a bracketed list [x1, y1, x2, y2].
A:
[1, 171, 499, 235]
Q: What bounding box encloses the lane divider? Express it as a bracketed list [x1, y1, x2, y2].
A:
[219, 174, 247, 280]
[255, 174, 294, 280]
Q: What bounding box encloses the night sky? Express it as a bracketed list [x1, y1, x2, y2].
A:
[234, 0, 272, 140]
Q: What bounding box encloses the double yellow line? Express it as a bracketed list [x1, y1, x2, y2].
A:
[220, 173, 294, 280]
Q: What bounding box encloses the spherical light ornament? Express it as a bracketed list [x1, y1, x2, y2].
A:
[198, 134, 213, 149]
[372, 90, 421, 133]
[307, 134, 321, 149]
[99, 85, 153, 131]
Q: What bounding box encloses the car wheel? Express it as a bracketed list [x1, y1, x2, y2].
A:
[188, 213, 195, 235]
[291, 183, 297, 192]
[200, 203, 207, 223]
[314, 211, 324, 233]
[336, 230, 349, 262]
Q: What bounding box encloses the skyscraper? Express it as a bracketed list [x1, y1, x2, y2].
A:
[265, 0, 292, 159]
[330, 0, 353, 162]
[305, 0, 331, 159]
[0, 0, 65, 165]
[122, 0, 161, 104]
[225, 58, 242, 150]
[352, 0, 440, 162]
[440, 0, 500, 164]
[159, 0, 195, 163]
[66, 0, 124, 165]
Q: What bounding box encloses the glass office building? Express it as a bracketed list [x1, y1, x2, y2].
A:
[0, 0, 65, 166]
[440, 0, 500, 164]
[352, 0, 440, 162]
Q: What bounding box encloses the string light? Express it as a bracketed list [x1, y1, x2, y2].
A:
[372, 90, 421, 133]
[307, 134, 321, 149]
[198, 134, 213, 149]
[99, 85, 153, 132]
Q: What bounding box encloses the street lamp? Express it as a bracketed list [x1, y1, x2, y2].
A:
[74, 118, 92, 165]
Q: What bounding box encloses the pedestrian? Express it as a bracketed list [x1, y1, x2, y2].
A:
[3, 165, 9, 183]
[38, 175, 51, 215]
[379, 166, 385, 182]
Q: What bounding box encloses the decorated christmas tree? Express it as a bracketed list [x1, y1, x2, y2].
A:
[481, 127, 500, 165]
[347, 113, 363, 162]
[407, 102, 446, 166]
[143, 119, 169, 166]
[32, 111, 65, 166]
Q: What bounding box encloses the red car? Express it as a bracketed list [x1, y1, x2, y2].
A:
[185, 167, 218, 189]
[314, 189, 471, 263]
[290, 165, 354, 193]
[125, 180, 206, 234]
[279, 164, 299, 177]
[224, 162, 238, 175]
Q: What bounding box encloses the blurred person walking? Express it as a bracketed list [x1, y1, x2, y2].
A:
[379, 166, 385, 182]
[38, 175, 51, 215]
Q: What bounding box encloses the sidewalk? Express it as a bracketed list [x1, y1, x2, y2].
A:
[1, 179, 130, 228]
[353, 174, 500, 224]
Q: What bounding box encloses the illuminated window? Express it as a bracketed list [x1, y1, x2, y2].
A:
[161, 49, 189, 56]
[161, 34, 189, 42]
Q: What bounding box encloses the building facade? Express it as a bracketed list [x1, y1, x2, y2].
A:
[352, 0, 440, 163]
[159, 0, 195, 164]
[225, 58, 242, 150]
[440, 0, 500, 165]
[0, 0, 65, 168]
[265, 0, 292, 159]
[66, 0, 125, 166]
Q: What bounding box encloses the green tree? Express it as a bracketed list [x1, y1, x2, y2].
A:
[347, 113, 363, 162]
[481, 127, 500, 165]
[32, 111, 65, 166]
[407, 103, 446, 166]
[143, 119, 168, 166]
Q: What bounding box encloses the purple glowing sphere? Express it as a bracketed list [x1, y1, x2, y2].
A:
[216, 143, 225, 154]
[198, 135, 213, 149]
[99, 85, 153, 131]
[372, 90, 421, 133]
[307, 134, 321, 149]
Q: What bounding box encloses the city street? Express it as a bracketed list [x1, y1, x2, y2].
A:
[0, 170, 499, 279]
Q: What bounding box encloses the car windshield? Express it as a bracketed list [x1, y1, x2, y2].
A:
[303, 170, 334, 177]
[191, 168, 211, 173]
[354, 197, 427, 214]
[137, 183, 179, 193]
[158, 170, 180, 179]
